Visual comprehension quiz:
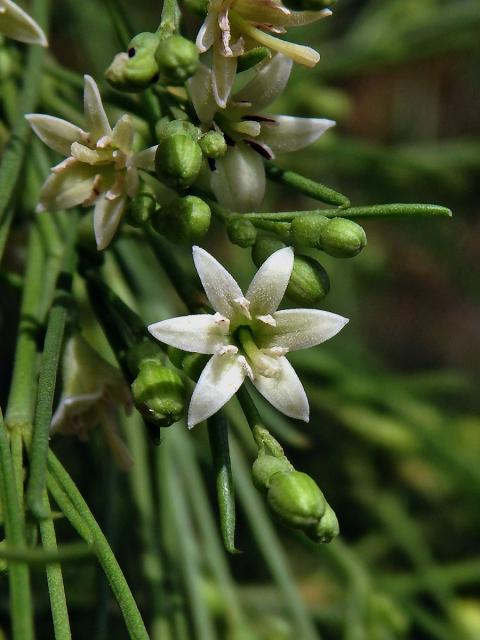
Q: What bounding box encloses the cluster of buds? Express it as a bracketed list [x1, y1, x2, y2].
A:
[252, 426, 339, 543]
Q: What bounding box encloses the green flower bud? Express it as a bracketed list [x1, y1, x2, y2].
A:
[182, 352, 209, 382]
[125, 339, 161, 376]
[155, 35, 199, 85]
[237, 47, 271, 72]
[199, 130, 227, 159]
[156, 117, 200, 143]
[319, 218, 367, 258]
[253, 238, 329, 305]
[287, 255, 330, 305]
[290, 214, 329, 248]
[252, 453, 294, 493]
[125, 182, 157, 228]
[131, 358, 185, 427]
[307, 502, 339, 543]
[267, 471, 326, 530]
[227, 217, 257, 248]
[166, 345, 187, 369]
[155, 133, 203, 189]
[251, 235, 286, 268]
[105, 32, 159, 92]
[152, 195, 211, 243]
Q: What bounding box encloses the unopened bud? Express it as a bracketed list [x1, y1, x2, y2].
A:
[156, 117, 200, 143]
[252, 453, 294, 493]
[319, 218, 367, 258]
[199, 130, 227, 159]
[288, 255, 330, 305]
[251, 235, 286, 267]
[155, 133, 203, 189]
[152, 195, 211, 243]
[155, 35, 199, 85]
[253, 238, 329, 305]
[227, 217, 257, 248]
[290, 214, 329, 248]
[105, 32, 159, 92]
[307, 502, 339, 543]
[131, 358, 185, 427]
[267, 471, 326, 531]
[125, 182, 157, 227]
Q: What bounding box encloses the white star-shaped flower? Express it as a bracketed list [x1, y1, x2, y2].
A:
[196, 0, 331, 107]
[148, 246, 348, 428]
[188, 54, 335, 211]
[0, 0, 47, 46]
[26, 75, 158, 250]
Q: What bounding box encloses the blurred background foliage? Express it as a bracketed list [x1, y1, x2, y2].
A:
[1, 0, 480, 638]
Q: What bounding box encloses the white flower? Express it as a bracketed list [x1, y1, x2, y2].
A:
[188, 54, 335, 211]
[0, 0, 47, 46]
[26, 75, 158, 250]
[149, 246, 347, 428]
[197, 0, 331, 107]
[51, 335, 133, 471]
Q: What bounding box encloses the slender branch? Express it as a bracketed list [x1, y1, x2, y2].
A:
[265, 163, 351, 208]
[46, 451, 150, 640]
[27, 217, 78, 519]
[241, 203, 452, 222]
[0, 410, 34, 640]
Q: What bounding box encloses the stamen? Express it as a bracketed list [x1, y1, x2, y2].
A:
[229, 11, 320, 67]
[238, 355, 254, 380]
[233, 296, 251, 319]
[213, 312, 230, 328]
[256, 314, 276, 327]
[215, 344, 238, 356]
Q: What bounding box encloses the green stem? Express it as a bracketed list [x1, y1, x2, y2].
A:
[27, 217, 78, 519]
[103, 0, 133, 49]
[159, 441, 218, 640]
[0, 539, 93, 565]
[46, 451, 149, 640]
[0, 0, 48, 261]
[173, 427, 248, 632]
[0, 410, 34, 640]
[39, 491, 73, 640]
[265, 163, 351, 208]
[242, 203, 452, 222]
[230, 436, 321, 640]
[207, 413, 238, 554]
[158, 0, 180, 35]
[144, 225, 206, 312]
[122, 412, 173, 639]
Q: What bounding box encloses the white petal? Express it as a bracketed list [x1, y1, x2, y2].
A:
[192, 246, 243, 318]
[148, 314, 229, 355]
[93, 194, 126, 250]
[37, 162, 97, 212]
[26, 114, 86, 156]
[0, 0, 47, 45]
[131, 145, 158, 171]
[246, 246, 293, 316]
[112, 114, 134, 153]
[212, 46, 237, 109]
[261, 309, 349, 352]
[252, 357, 309, 422]
[196, 11, 216, 52]
[233, 54, 292, 112]
[211, 143, 265, 212]
[188, 354, 245, 427]
[257, 116, 335, 155]
[83, 75, 112, 142]
[187, 64, 217, 123]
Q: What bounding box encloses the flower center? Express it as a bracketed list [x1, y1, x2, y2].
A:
[235, 326, 280, 378]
